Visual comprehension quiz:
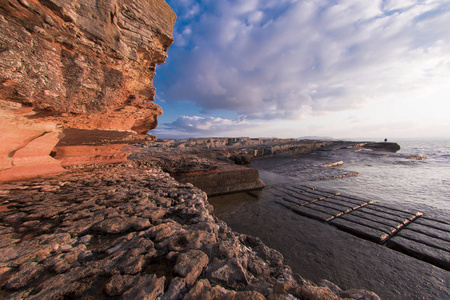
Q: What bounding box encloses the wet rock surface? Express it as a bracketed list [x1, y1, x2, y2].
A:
[0, 163, 379, 299]
[364, 143, 401, 153]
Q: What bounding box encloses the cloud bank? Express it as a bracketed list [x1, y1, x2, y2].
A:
[153, 115, 256, 138]
[155, 0, 450, 138]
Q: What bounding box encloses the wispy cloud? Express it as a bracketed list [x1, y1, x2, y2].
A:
[154, 0, 450, 138]
[166, 116, 235, 132]
[153, 115, 255, 138]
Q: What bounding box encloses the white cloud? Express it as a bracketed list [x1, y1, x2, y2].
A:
[157, 0, 450, 137]
[248, 10, 264, 24]
[383, 0, 417, 12]
[154, 115, 258, 138]
[167, 116, 234, 131]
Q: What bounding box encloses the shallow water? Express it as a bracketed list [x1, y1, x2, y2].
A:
[209, 140, 450, 299]
[252, 139, 450, 218]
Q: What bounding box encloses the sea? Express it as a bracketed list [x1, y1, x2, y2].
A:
[252, 139, 450, 219]
[209, 139, 450, 299]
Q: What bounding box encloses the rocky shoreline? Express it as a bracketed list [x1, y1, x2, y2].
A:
[130, 138, 398, 196]
[0, 1, 419, 297]
[0, 159, 381, 299]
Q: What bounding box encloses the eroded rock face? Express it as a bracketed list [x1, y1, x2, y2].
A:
[0, 101, 66, 182]
[0, 0, 176, 181]
[0, 0, 174, 132]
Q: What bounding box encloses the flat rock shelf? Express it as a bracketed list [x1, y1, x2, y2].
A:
[249, 183, 450, 271]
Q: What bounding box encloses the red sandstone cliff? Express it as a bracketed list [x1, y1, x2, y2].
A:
[0, 0, 176, 181]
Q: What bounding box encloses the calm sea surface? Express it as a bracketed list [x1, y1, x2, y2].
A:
[210, 140, 450, 299]
[252, 139, 450, 219]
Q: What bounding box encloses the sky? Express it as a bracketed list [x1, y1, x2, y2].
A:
[152, 0, 450, 140]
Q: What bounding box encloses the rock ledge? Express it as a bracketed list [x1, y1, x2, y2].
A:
[0, 164, 379, 300]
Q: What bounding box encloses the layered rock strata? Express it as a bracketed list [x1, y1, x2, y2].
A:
[51, 128, 154, 167]
[174, 163, 265, 196]
[0, 0, 175, 181]
[154, 138, 334, 160]
[129, 139, 400, 195]
[130, 153, 266, 196]
[129, 138, 334, 195]
[0, 163, 379, 299]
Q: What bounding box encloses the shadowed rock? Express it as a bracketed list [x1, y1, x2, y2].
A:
[364, 142, 401, 152]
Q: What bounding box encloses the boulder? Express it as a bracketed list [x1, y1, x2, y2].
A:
[230, 154, 253, 165]
[364, 142, 401, 153]
[174, 250, 209, 285]
[174, 163, 265, 196]
[122, 274, 165, 300]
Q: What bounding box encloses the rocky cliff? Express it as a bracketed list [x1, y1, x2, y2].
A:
[0, 0, 176, 181]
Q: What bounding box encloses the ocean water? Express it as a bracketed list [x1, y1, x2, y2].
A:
[210, 140, 450, 298]
[251, 139, 450, 220]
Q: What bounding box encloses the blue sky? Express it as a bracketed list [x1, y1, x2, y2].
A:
[153, 0, 450, 139]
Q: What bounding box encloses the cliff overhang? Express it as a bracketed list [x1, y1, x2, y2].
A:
[0, 0, 176, 181]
